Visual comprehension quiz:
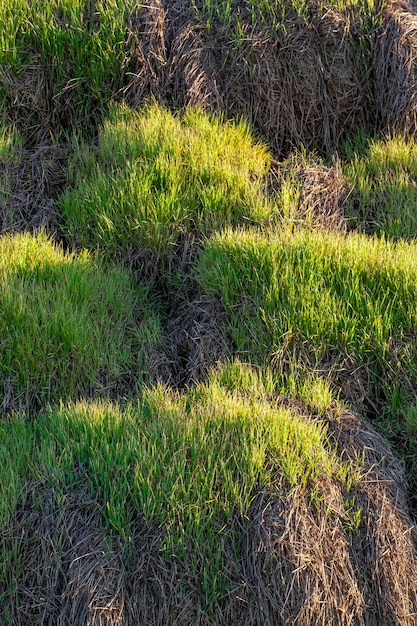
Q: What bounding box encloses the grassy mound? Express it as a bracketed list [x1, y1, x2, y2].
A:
[2, 365, 417, 624]
[61, 103, 272, 264]
[198, 228, 417, 491]
[0, 231, 156, 412]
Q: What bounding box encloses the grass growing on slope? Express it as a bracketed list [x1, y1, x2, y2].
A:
[1, 364, 348, 605]
[0, 231, 158, 412]
[0, 0, 135, 138]
[198, 228, 417, 417]
[343, 135, 417, 239]
[61, 103, 273, 264]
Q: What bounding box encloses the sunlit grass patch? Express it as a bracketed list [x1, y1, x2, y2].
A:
[4, 367, 345, 597]
[344, 135, 417, 239]
[0, 231, 157, 412]
[0, 122, 18, 212]
[0, 122, 20, 161]
[61, 103, 273, 262]
[46, 386, 338, 529]
[198, 228, 417, 407]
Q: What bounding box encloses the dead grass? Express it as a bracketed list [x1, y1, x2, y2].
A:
[273, 154, 352, 230]
[0, 486, 126, 626]
[375, 0, 417, 137]
[234, 404, 417, 626]
[326, 410, 417, 625]
[123, 0, 417, 156]
[0, 61, 52, 145]
[0, 141, 71, 236]
[150, 295, 233, 388]
[125, 0, 168, 106]
[125, 0, 375, 157]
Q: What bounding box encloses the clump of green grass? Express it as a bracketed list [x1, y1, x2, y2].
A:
[0, 0, 135, 138]
[192, 0, 381, 32]
[1, 364, 347, 602]
[198, 227, 417, 413]
[0, 231, 158, 412]
[343, 134, 417, 239]
[61, 103, 273, 263]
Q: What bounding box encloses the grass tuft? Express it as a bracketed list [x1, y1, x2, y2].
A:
[61, 102, 273, 265]
[0, 0, 136, 139]
[198, 227, 417, 421]
[0, 231, 157, 412]
[343, 134, 417, 239]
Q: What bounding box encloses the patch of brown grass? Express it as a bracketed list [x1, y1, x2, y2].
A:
[375, 0, 417, 137]
[233, 405, 417, 625]
[124, 1, 374, 157]
[149, 295, 233, 388]
[0, 142, 71, 236]
[1, 487, 126, 625]
[272, 154, 352, 230]
[0, 60, 52, 144]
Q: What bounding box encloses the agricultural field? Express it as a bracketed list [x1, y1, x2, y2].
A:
[1, 0, 417, 624]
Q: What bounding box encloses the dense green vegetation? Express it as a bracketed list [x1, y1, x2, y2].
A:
[62, 103, 273, 261]
[1, 0, 417, 622]
[0, 231, 159, 411]
[343, 134, 417, 239]
[0, 0, 136, 138]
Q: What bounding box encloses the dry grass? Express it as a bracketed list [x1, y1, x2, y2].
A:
[123, 0, 417, 156]
[1, 487, 126, 626]
[234, 404, 417, 626]
[375, 0, 417, 138]
[125, 0, 375, 157]
[0, 61, 52, 145]
[125, 0, 223, 113]
[149, 295, 233, 388]
[273, 153, 352, 230]
[0, 141, 70, 236]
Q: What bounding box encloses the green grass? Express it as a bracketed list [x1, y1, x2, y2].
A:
[0, 363, 351, 603]
[62, 103, 273, 262]
[0, 416, 34, 529]
[0, 231, 159, 411]
[0, 122, 20, 161]
[198, 227, 417, 414]
[343, 134, 417, 239]
[0, 122, 17, 211]
[192, 0, 383, 31]
[0, 0, 136, 138]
